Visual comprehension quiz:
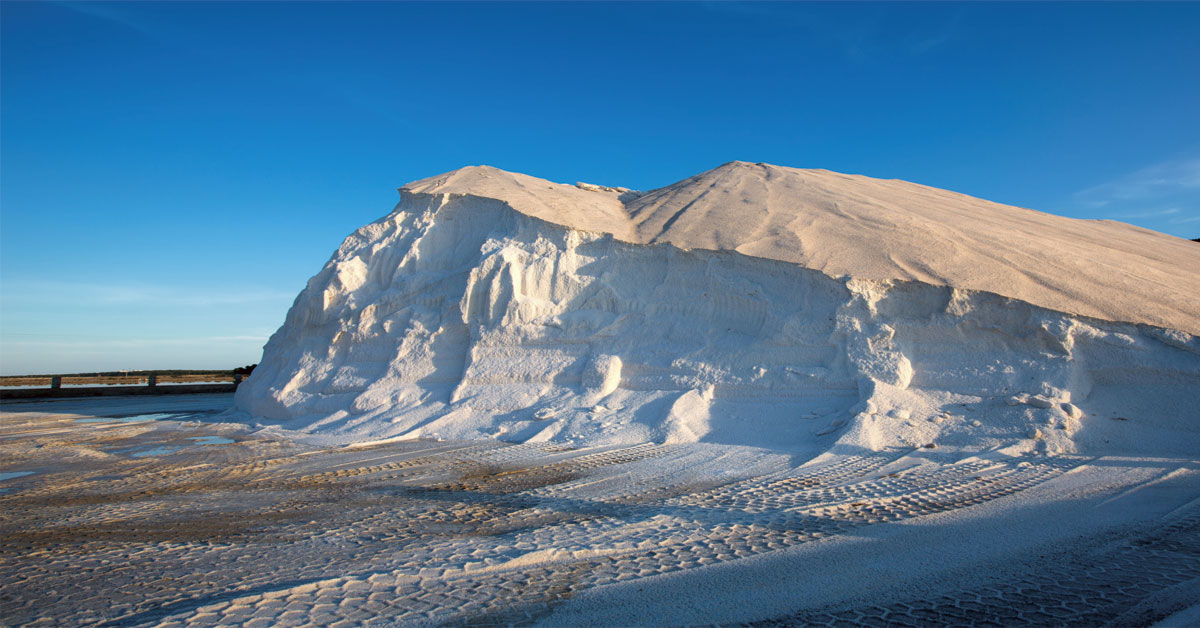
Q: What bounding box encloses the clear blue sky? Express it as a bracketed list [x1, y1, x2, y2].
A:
[2, 1, 1198, 375]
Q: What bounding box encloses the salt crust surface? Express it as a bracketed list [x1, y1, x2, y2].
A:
[236, 163, 1200, 459]
[407, 162, 1200, 335]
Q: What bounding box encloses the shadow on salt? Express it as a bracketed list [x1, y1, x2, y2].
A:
[189, 436, 235, 446]
[0, 470, 36, 493]
[104, 436, 237, 458]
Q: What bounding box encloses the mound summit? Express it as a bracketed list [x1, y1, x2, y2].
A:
[408, 161, 1199, 334]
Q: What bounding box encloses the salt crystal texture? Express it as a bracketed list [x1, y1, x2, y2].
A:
[236, 163, 1200, 457]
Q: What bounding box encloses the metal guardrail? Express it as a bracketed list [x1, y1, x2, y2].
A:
[0, 375, 245, 400]
[42, 374, 245, 389]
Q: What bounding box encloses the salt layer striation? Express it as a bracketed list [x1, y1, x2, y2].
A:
[236, 163, 1200, 457]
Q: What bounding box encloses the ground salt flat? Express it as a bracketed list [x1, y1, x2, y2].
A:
[2, 394, 1198, 627]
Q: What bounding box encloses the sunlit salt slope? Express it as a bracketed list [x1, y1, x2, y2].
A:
[237, 163, 1200, 457]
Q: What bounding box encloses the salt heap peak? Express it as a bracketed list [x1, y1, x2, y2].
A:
[236, 163, 1199, 457]
[402, 165, 639, 241]
[407, 162, 1200, 335]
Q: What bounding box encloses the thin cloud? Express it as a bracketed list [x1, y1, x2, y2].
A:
[55, 1, 163, 43]
[1, 280, 294, 308]
[1110, 207, 1181, 219]
[0, 336, 268, 348]
[908, 10, 964, 55]
[697, 3, 939, 63]
[1075, 158, 1200, 209]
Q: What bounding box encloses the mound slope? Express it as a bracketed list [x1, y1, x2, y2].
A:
[408, 162, 1200, 335]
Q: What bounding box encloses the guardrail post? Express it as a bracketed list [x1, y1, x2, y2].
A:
[51, 376, 62, 389]
[147, 374, 157, 388]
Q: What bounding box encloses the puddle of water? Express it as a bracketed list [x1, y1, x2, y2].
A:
[189, 436, 235, 445]
[126, 446, 186, 458]
[76, 413, 190, 424]
[105, 436, 233, 458]
[0, 471, 35, 482]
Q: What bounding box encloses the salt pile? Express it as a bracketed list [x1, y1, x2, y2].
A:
[235, 162, 1200, 458]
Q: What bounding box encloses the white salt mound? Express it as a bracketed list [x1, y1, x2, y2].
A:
[236, 163, 1200, 458]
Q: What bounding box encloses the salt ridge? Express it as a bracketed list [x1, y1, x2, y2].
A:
[408, 162, 1200, 335]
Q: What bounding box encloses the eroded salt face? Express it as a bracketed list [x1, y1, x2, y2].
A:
[236, 180, 1200, 459]
[406, 163, 1200, 336]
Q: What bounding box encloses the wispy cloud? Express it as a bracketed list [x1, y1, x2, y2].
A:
[0, 334, 270, 374]
[1109, 207, 1181, 219]
[1074, 158, 1200, 209]
[55, 1, 163, 43]
[0, 279, 294, 309]
[0, 335, 268, 348]
[907, 9, 964, 55]
[697, 3, 961, 61]
[1066, 157, 1200, 238]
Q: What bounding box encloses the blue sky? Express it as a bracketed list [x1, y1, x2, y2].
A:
[2, 1, 1198, 375]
